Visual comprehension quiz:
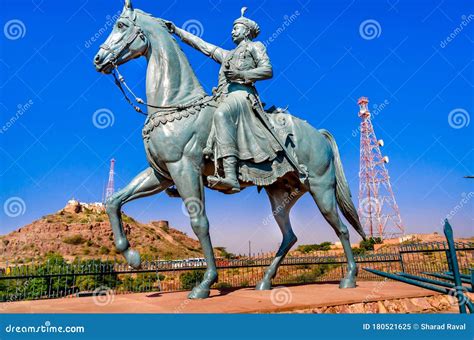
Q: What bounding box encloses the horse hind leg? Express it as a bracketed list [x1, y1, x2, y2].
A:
[106, 167, 172, 268]
[308, 178, 357, 288]
[256, 183, 303, 290]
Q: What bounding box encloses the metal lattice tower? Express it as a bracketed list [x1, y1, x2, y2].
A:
[357, 97, 404, 239]
[105, 159, 115, 201]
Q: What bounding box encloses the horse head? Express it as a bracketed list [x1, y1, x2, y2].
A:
[94, 0, 150, 74]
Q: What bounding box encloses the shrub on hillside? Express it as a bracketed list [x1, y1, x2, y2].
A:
[63, 235, 86, 245]
[296, 241, 332, 253]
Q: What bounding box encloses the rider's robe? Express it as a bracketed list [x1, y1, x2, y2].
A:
[175, 28, 281, 163]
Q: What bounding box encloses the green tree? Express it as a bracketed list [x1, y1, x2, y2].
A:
[180, 270, 205, 290]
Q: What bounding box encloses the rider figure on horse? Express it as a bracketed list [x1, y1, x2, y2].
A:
[166, 8, 282, 193]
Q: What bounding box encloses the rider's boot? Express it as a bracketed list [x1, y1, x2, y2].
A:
[208, 156, 240, 193]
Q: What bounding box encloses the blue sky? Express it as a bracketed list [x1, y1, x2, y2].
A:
[1, 0, 473, 254]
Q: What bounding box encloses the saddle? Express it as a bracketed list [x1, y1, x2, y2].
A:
[165, 106, 299, 197]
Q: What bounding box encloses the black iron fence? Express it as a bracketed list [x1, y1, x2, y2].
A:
[0, 241, 472, 303]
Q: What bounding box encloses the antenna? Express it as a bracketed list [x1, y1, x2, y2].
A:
[105, 159, 115, 201]
[357, 97, 404, 239]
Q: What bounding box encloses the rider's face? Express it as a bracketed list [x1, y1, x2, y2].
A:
[231, 24, 249, 44]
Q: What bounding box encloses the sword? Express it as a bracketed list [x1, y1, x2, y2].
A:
[248, 94, 308, 183]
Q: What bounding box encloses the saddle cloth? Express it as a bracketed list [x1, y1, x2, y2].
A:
[237, 107, 297, 186]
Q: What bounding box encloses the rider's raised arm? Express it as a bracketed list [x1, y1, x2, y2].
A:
[242, 42, 273, 83]
[174, 27, 228, 64]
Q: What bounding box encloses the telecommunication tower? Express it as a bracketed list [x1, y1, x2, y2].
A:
[105, 159, 115, 201]
[357, 97, 404, 239]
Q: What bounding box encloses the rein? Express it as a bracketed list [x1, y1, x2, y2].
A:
[111, 65, 207, 116]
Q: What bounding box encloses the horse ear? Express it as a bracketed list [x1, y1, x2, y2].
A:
[124, 0, 133, 10]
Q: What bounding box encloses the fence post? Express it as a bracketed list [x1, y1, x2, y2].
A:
[444, 219, 466, 314]
[399, 253, 405, 273]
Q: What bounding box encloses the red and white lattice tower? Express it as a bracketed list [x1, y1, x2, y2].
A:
[357, 97, 404, 239]
[105, 159, 115, 200]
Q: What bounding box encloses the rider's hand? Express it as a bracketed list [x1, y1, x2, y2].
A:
[164, 20, 176, 33]
[224, 70, 244, 82]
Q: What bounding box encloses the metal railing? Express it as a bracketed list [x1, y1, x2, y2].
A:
[364, 221, 474, 313]
[0, 241, 472, 303]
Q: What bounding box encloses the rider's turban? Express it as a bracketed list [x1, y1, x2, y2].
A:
[233, 7, 260, 40]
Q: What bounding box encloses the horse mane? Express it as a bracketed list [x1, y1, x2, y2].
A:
[132, 8, 206, 106]
[133, 9, 182, 49]
[134, 9, 167, 30]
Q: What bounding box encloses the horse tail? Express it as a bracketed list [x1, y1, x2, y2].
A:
[319, 129, 367, 240]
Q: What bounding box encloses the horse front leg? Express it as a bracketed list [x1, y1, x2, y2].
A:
[167, 159, 217, 299]
[106, 167, 172, 268]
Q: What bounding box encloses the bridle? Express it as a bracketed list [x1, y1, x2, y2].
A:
[100, 14, 206, 116]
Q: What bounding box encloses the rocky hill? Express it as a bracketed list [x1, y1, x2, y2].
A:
[0, 200, 216, 264]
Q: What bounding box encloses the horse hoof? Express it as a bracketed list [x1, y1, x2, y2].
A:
[123, 248, 141, 269]
[339, 278, 356, 288]
[188, 287, 210, 299]
[255, 280, 272, 290]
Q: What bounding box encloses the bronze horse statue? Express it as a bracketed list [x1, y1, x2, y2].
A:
[94, 1, 366, 299]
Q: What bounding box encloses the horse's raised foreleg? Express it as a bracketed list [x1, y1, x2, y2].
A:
[167, 159, 217, 299]
[256, 183, 303, 290]
[308, 177, 357, 288]
[106, 167, 172, 268]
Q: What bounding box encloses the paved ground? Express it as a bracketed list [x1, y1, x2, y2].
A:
[0, 282, 438, 314]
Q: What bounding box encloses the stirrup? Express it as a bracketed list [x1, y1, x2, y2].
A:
[208, 175, 240, 193]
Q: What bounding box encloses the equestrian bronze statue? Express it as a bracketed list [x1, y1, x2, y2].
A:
[94, 0, 366, 299]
